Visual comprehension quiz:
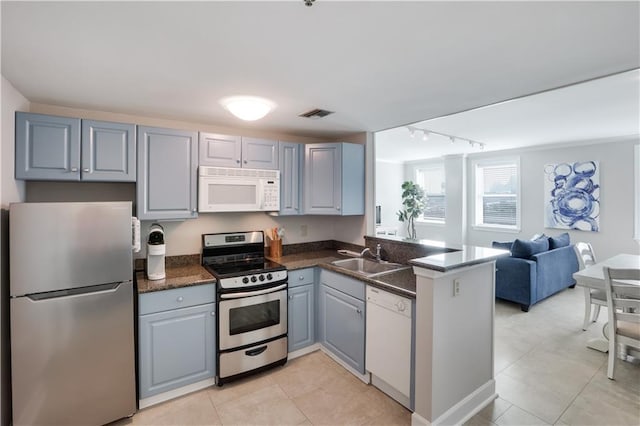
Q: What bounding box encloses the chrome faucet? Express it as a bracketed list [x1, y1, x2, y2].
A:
[360, 244, 382, 261]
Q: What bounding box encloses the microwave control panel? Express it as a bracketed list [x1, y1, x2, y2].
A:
[263, 181, 279, 210]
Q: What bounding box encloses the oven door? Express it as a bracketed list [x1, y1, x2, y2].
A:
[198, 177, 263, 212]
[218, 286, 287, 350]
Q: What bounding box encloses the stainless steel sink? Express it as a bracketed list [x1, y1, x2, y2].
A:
[331, 258, 409, 277]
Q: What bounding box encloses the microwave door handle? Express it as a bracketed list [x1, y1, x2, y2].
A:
[258, 181, 264, 209]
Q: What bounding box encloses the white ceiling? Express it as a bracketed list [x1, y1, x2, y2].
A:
[2, 1, 639, 141]
[376, 69, 640, 162]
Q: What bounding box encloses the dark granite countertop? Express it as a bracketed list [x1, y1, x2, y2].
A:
[136, 264, 216, 294]
[410, 245, 509, 272]
[271, 250, 417, 298]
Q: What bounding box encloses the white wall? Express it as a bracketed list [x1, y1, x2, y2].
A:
[2, 77, 29, 207]
[466, 138, 640, 260]
[375, 160, 404, 234]
[1, 75, 30, 426]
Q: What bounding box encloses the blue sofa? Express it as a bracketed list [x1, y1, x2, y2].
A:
[492, 234, 579, 311]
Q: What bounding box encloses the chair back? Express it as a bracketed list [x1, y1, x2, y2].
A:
[603, 267, 640, 330]
[574, 242, 596, 270]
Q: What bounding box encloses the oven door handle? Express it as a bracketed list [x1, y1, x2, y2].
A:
[219, 283, 287, 299]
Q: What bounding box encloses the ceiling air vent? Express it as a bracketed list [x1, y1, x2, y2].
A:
[299, 108, 334, 119]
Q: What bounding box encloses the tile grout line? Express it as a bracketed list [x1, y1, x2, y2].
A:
[550, 355, 607, 425]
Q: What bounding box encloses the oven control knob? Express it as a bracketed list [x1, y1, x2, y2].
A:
[251, 276, 257, 283]
[266, 273, 273, 281]
[242, 277, 249, 284]
[259, 274, 265, 281]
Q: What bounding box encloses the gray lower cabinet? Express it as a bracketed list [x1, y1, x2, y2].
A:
[288, 268, 315, 352]
[137, 126, 198, 220]
[318, 270, 366, 374]
[15, 112, 136, 182]
[138, 285, 216, 399]
[303, 143, 364, 215]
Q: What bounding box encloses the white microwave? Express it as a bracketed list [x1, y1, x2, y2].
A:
[198, 166, 280, 212]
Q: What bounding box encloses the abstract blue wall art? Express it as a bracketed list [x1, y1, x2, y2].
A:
[544, 161, 600, 232]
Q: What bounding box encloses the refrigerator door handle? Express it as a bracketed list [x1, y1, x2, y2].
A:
[27, 282, 126, 301]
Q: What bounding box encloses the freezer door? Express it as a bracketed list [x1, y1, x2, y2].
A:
[10, 281, 136, 426]
[10, 201, 132, 295]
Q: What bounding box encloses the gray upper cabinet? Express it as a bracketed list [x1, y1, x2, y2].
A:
[303, 143, 364, 215]
[137, 126, 198, 220]
[15, 112, 81, 181]
[199, 133, 278, 169]
[278, 142, 302, 215]
[81, 120, 136, 181]
[199, 133, 242, 167]
[241, 137, 278, 169]
[15, 112, 136, 182]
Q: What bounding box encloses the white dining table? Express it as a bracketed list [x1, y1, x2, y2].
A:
[573, 253, 640, 352]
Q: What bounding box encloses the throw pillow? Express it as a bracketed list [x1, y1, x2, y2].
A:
[549, 232, 570, 250]
[492, 241, 513, 251]
[511, 238, 549, 259]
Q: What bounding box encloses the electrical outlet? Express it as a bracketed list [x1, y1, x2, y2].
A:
[453, 279, 460, 297]
[301, 224, 308, 237]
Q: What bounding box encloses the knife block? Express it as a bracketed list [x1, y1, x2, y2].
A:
[269, 239, 282, 259]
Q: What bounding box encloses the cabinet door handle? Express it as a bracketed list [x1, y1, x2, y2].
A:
[336, 206, 341, 211]
[177, 296, 184, 302]
[244, 160, 248, 164]
[289, 295, 293, 300]
[236, 159, 241, 164]
[356, 309, 362, 314]
[192, 208, 197, 213]
[83, 168, 90, 173]
[210, 311, 215, 316]
[70, 167, 78, 172]
[298, 276, 304, 280]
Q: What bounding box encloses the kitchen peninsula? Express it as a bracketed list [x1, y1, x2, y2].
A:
[407, 241, 508, 426]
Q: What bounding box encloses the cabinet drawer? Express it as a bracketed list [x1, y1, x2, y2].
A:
[319, 269, 364, 301]
[139, 284, 216, 315]
[288, 267, 315, 287]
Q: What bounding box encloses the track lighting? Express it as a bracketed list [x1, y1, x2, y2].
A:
[404, 125, 487, 150]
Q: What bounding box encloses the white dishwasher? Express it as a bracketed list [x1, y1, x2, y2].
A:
[366, 285, 412, 409]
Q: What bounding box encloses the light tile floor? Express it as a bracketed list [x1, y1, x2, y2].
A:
[116, 287, 640, 425]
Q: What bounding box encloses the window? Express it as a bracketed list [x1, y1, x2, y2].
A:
[416, 163, 446, 222]
[474, 158, 520, 230]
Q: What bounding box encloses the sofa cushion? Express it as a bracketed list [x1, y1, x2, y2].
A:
[511, 238, 549, 259]
[549, 232, 570, 250]
[492, 241, 513, 251]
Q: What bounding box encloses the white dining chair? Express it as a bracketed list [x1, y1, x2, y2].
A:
[603, 266, 640, 380]
[574, 242, 607, 330]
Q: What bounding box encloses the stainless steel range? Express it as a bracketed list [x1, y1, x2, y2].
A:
[202, 231, 288, 385]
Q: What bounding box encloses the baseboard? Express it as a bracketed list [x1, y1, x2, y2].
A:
[139, 377, 216, 409]
[319, 346, 370, 384]
[370, 374, 410, 409]
[288, 343, 321, 360]
[412, 380, 497, 426]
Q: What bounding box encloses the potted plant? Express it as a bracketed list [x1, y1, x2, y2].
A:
[397, 181, 426, 240]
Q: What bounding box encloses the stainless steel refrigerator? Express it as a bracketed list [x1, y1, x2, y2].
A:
[9, 201, 136, 426]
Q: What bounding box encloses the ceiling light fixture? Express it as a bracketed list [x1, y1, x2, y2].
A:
[422, 131, 429, 141]
[220, 96, 275, 121]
